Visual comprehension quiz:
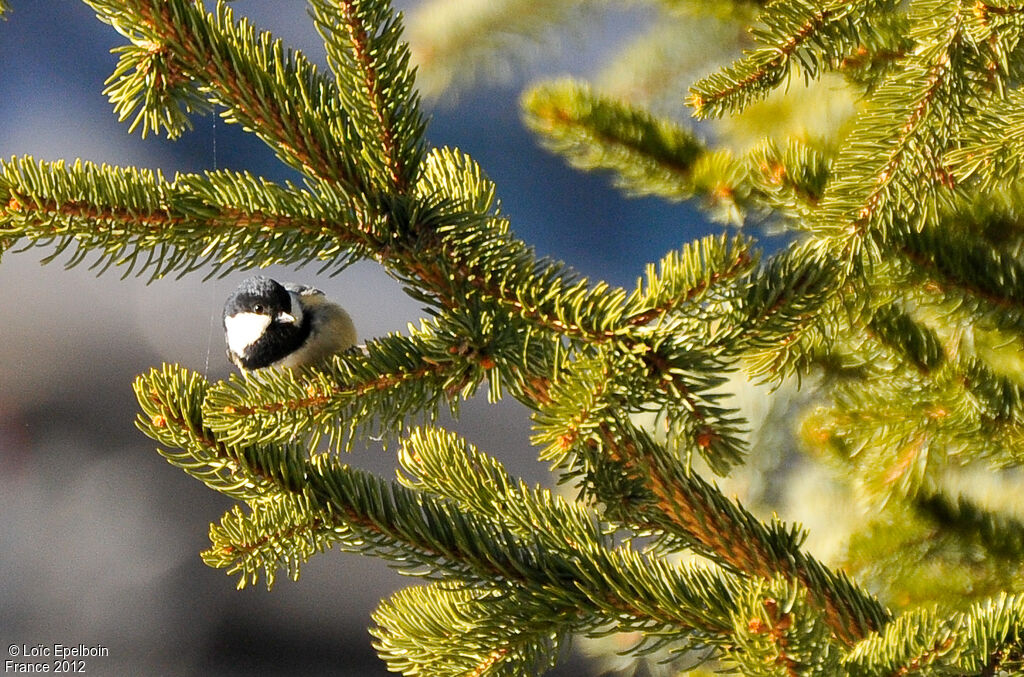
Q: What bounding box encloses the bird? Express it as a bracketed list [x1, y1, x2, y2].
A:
[223, 275, 357, 371]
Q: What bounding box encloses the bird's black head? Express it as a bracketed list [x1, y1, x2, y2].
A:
[223, 275, 293, 320]
[223, 275, 310, 370]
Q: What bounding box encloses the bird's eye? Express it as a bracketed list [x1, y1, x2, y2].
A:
[253, 303, 264, 313]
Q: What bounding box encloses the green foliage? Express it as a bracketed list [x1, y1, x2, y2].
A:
[309, 0, 425, 192]
[85, 0, 373, 193]
[371, 585, 566, 677]
[809, 0, 977, 251]
[201, 329, 468, 452]
[839, 497, 1024, 610]
[522, 79, 706, 203]
[744, 139, 831, 222]
[722, 578, 842, 676]
[135, 364, 271, 501]
[105, 38, 214, 139]
[690, 0, 901, 119]
[204, 493, 345, 590]
[7, 0, 1024, 673]
[916, 490, 1024, 565]
[843, 595, 1024, 675]
[867, 303, 945, 374]
[949, 89, 1024, 191]
[0, 157, 361, 280]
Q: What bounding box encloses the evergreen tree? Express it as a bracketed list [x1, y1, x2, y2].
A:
[3, 0, 1024, 674]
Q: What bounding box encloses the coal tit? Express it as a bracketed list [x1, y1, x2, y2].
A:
[223, 275, 357, 371]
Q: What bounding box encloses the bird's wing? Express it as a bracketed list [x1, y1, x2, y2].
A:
[283, 282, 325, 297]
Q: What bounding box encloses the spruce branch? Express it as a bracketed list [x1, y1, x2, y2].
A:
[104, 36, 212, 139]
[948, 87, 1024, 190]
[522, 80, 707, 203]
[371, 584, 568, 677]
[0, 157, 364, 279]
[723, 578, 841, 676]
[631, 233, 757, 326]
[805, 284, 1024, 504]
[134, 365, 289, 500]
[729, 244, 839, 381]
[594, 416, 890, 647]
[834, 12, 912, 92]
[688, 150, 754, 226]
[397, 426, 611, 553]
[843, 594, 1024, 675]
[809, 332, 1024, 506]
[372, 581, 573, 671]
[745, 139, 831, 223]
[178, 417, 753, 656]
[866, 302, 945, 374]
[808, 0, 986, 258]
[85, 0, 370, 191]
[309, 0, 426, 192]
[533, 351, 747, 477]
[311, 455, 741, 636]
[822, 375, 972, 503]
[439, 230, 756, 347]
[414, 145, 502, 218]
[204, 428, 748, 643]
[523, 79, 834, 226]
[532, 353, 889, 646]
[201, 329, 479, 452]
[894, 220, 1024, 332]
[915, 491, 1024, 562]
[373, 578, 840, 676]
[964, 357, 1024, 429]
[690, 0, 899, 119]
[396, 191, 760, 366]
[203, 493, 344, 590]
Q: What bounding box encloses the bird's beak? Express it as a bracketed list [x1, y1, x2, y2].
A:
[277, 311, 298, 325]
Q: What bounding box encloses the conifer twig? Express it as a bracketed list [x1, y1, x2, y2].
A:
[87, 0, 366, 188]
[593, 419, 890, 646]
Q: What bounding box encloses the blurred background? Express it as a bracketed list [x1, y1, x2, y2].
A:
[0, 1, 721, 674]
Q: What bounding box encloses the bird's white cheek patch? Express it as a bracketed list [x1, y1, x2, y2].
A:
[225, 312, 272, 354]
